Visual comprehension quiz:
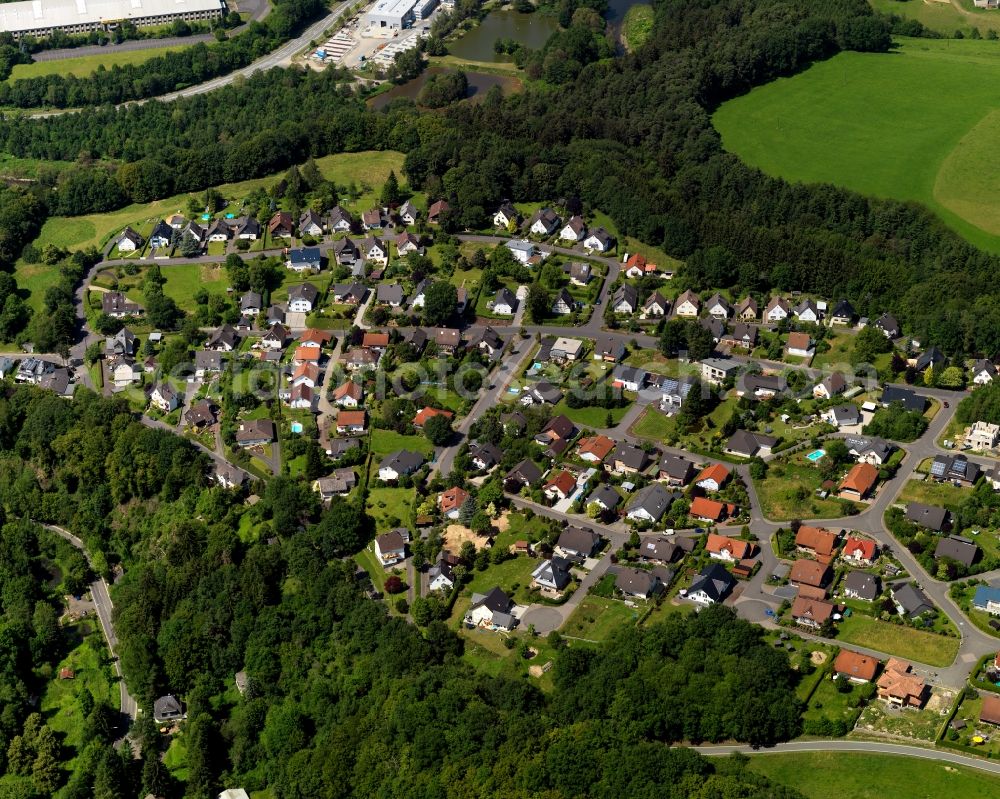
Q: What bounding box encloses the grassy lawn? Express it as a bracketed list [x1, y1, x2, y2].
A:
[836, 614, 959, 667]
[16, 261, 66, 312]
[630, 407, 676, 441]
[754, 456, 854, 521]
[41, 620, 117, 751]
[800, 674, 864, 730]
[120, 262, 229, 311]
[552, 398, 631, 428]
[897, 477, 971, 510]
[366, 486, 414, 532]
[562, 596, 641, 642]
[10, 46, 187, 81]
[868, 0, 1000, 36]
[464, 555, 538, 596]
[369, 428, 434, 458]
[745, 752, 1000, 799]
[810, 330, 857, 369]
[355, 546, 390, 592]
[712, 37, 1000, 252]
[163, 736, 188, 781]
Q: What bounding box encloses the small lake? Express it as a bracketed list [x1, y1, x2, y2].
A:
[605, 0, 645, 25]
[369, 67, 522, 109]
[447, 10, 559, 62]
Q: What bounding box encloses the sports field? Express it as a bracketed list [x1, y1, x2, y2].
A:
[712, 37, 1000, 251]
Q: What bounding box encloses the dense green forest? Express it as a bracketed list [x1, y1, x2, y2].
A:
[0, 0, 997, 354]
[0, 385, 806, 797]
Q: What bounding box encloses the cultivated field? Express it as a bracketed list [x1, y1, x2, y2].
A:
[712, 37, 1000, 251]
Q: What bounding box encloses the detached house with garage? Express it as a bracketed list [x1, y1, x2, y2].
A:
[558, 215, 586, 242]
[673, 290, 700, 318]
[640, 291, 669, 319]
[764, 296, 790, 322]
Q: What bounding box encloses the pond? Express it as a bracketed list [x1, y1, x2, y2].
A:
[447, 10, 559, 62]
[369, 67, 522, 109]
[605, 0, 645, 25]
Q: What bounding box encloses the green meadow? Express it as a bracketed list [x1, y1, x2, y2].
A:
[712, 37, 1000, 251]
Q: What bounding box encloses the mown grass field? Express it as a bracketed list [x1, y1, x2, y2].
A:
[868, 0, 1000, 36]
[712, 37, 1000, 252]
[745, 752, 1000, 799]
[836, 613, 959, 667]
[9, 46, 186, 82]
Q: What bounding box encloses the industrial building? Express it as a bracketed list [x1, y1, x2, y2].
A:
[364, 0, 436, 30]
[0, 0, 225, 39]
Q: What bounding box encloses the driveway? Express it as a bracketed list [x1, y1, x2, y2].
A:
[520, 606, 563, 634]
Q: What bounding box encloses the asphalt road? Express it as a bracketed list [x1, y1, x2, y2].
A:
[696, 740, 1000, 775]
[40, 523, 139, 723]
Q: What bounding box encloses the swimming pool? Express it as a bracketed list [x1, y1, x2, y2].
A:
[805, 449, 825, 463]
[290, 421, 304, 434]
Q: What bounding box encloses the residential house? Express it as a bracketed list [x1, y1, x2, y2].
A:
[412, 406, 454, 429]
[205, 325, 239, 352]
[593, 334, 626, 362]
[287, 282, 319, 313]
[786, 332, 814, 358]
[705, 534, 751, 562]
[658, 454, 697, 486]
[695, 463, 730, 492]
[611, 365, 647, 392]
[830, 299, 856, 326]
[470, 442, 502, 471]
[626, 483, 677, 523]
[240, 291, 262, 316]
[378, 450, 425, 481]
[362, 236, 389, 265]
[615, 568, 663, 600]
[235, 419, 274, 447]
[551, 288, 575, 316]
[934, 535, 978, 568]
[652, 374, 696, 412]
[493, 287, 517, 315]
[880, 385, 925, 413]
[612, 284, 639, 315]
[528, 207, 560, 236]
[267, 211, 293, 239]
[623, 253, 660, 279]
[193, 350, 222, 379]
[555, 526, 601, 560]
[102, 291, 143, 318]
[438, 486, 470, 520]
[398, 201, 418, 226]
[505, 239, 537, 264]
[427, 200, 451, 225]
[637, 536, 682, 565]
[493, 202, 519, 229]
[532, 557, 573, 591]
[874, 313, 901, 339]
[565, 261, 592, 286]
[333, 237, 360, 266]
[794, 299, 820, 323]
[333, 283, 367, 304]
[842, 536, 877, 566]
[915, 346, 945, 372]
[688, 563, 735, 605]
[291, 362, 320, 389]
[725, 429, 777, 458]
[673, 289, 701, 318]
[558, 215, 586, 242]
[834, 650, 879, 683]
[361, 332, 389, 351]
[700, 357, 741, 385]
[706, 293, 731, 319]
[106, 327, 138, 357]
[814, 372, 847, 399]
[543, 470, 577, 502]
[790, 596, 834, 629]
[299, 209, 324, 237]
[235, 217, 260, 241]
[930, 453, 981, 485]
[891, 583, 935, 618]
[877, 659, 926, 707]
[214, 463, 246, 490]
[822, 404, 861, 428]
[505, 459, 543, 491]
[789, 559, 830, 590]
[149, 383, 179, 413]
[844, 434, 897, 467]
[972, 585, 1000, 615]
[981, 695, 1000, 727]
[586, 484, 621, 512]
[361, 208, 382, 230]
[905, 502, 951, 532]
[701, 316, 724, 343]
[839, 463, 879, 500]
[312, 468, 358, 500]
[843, 570, 880, 602]
[735, 297, 758, 321]
[583, 228, 613, 252]
[107, 357, 140, 388]
[967, 421, 1000, 450]
[401, 328, 427, 355]
[467, 326, 504, 359]
[396, 231, 422, 256]
[430, 327, 462, 355]
[428, 552, 459, 592]
[153, 695, 184, 723]
[376, 283, 405, 308]
[611, 442, 649, 474]
[335, 409, 366, 434]
[206, 219, 232, 243]
[795, 525, 840, 563]
[466, 587, 516, 630]
[536, 415, 575, 447]
[328, 206, 354, 233]
[150, 219, 173, 249]
[640, 291, 670, 319]
[116, 226, 144, 252]
[720, 323, 758, 350]
[972, 359, 997, 386]
[689, 496, 734, 523]
[764, 296, 790, 322]
[374, 530, 407, 566]
[287, 247, 322, 273]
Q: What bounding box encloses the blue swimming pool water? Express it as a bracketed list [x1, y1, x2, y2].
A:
[806, 449, 825, 462]
[290, 422, 304, 434]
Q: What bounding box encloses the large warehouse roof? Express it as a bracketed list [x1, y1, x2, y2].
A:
[0, 0, 223, 33]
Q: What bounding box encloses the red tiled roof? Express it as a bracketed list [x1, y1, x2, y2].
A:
[843, 536, 877, 562]
[840, 463, 879, 497]
[695, 463, 730, 488]
[705, 533, 750, 559]
[413, 406, 454, 427]
[834, 649, 879, 682]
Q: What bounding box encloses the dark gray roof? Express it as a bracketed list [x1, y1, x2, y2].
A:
[881, 385, 925, 413]
[288, 282, 319, 305]
[593, 334, 626, 360]
[915, 346, 945, 372]
[726, 429, 778, 457]
[531, 382, 563, 404]
[612, 365, 647, 387]
[659, 454, 696, 482]
[892, 582, 934, 617]
[470, 441, 503, 468]
[557, 527, 601, 557]
[377, 283, 405, 305]
[930, 454, 980, 484]
[637, 536, 681, 563]
[471, 586, 512, 614]
[615, 567, 660, 597]
[154, 694, 183, 719]
[626, 483, 677, 521]
[689, 563, 735, 602]
[832, 299, 856, 319]
[934, 535, 978, 568]
[587, 484, 621, 509]
[380, 450, 425, 475]
[843, 570, 879, 601]
[506, 459, 542, 486]
[612, 442, 649, 471]
[612, 284, 638, 309]
[905, 502, 950, 531]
